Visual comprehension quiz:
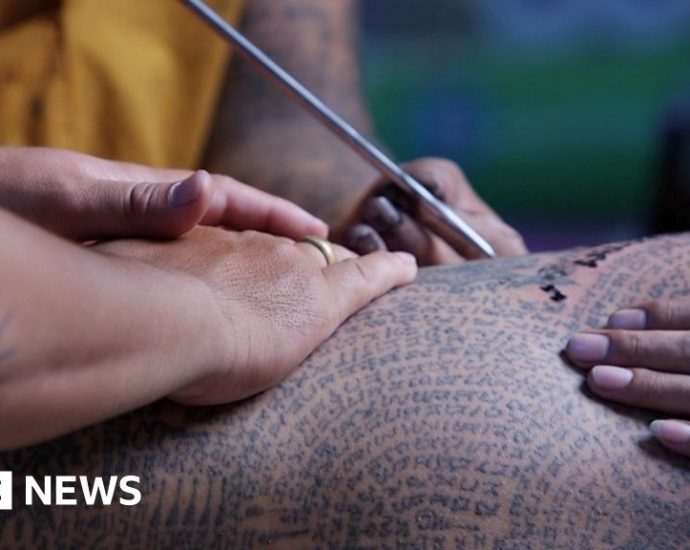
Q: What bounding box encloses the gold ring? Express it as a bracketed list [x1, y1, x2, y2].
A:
[299, 235, 337, 266]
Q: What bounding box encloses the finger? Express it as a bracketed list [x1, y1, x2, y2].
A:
[402, 157, 479, 208]
[323, 251, 418, 326]
[586, 365, 690, 415]
[201, 175, 328, 239]
[400, 160, 528, 258]
[363, 195, 429, 257]
[362, 195, 461, 265]
[75, 170, 214, 240]
[566, 330, 690, 373]
[464, 215, 528, 257]
[377, 176, 485, 261]
[607, 298, 690, 331]
[342, 224, 388, 255]
[295, 240, 356, 267]
[649, 420, 690, 457]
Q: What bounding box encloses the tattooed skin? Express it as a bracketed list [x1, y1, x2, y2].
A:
[1, 235, 690, 548]
[204, 0, 378, 224]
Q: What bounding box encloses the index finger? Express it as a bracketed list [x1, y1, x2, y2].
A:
[402, 157, 485, 212]
[201, 175, 328, 239]
[567, 329, 690, 374]
[400, 160, 527, 258]
[608, 298, 690, 331]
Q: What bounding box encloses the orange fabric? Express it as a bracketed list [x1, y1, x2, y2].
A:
[0, 0, 244, 168]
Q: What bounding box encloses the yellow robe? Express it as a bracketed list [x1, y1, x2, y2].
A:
[0, 0, 244, 168]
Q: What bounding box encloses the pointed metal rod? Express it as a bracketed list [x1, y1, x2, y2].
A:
[180, 0, 496, 258]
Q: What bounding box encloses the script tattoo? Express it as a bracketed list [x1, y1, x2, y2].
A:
[1, 235, 690, 548]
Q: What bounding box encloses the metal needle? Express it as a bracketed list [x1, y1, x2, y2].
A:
[180, 0, 496, 258]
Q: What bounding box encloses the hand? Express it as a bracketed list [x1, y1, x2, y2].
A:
[565, 298, 690, 457]
[95, 227, 417, 405]
[0, 147, 326, 241]
[334, 157, 527, 265]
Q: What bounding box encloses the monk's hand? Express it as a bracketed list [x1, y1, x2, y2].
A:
[336, 157, 527, 265]
[566, 298, 690, 457]
[96, 227, 417, 405]
[0, 146, 326, 241]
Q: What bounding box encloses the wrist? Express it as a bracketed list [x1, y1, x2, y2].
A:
[162, 274, 234, 400]
[96, 253, 231, 400]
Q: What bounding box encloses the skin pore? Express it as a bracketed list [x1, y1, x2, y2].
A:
[1, 235, 689, 548]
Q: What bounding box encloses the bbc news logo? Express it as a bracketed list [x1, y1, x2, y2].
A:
[0, 471, 141, 510]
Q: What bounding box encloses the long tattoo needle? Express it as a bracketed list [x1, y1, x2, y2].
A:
[180, 0, 497, 259]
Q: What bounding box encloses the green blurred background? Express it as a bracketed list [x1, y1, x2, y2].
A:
[361, 1, 690, 250]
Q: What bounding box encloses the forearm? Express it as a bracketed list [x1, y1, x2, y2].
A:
[0, 209, 217, 449]
[203, 0, 377, 223]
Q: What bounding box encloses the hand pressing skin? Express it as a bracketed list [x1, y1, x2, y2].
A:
[0, 146, 420, 448]
[566, 298, 690, 458]
[336, 158, 528, 265]
[95, 227, 417, 406]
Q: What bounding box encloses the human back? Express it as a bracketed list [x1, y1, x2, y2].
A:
[1, 234, 689, 548]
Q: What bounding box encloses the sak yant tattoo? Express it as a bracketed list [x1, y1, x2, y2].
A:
[1, 235, 690, 548]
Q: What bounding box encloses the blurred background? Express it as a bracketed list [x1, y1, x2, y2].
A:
[360, 0, 690, 251]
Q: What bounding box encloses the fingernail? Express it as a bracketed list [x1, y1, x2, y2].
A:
[608, 309, 646, 330]
[170, 175, 201, 207]
[566, 333, 609, 363]
[344, 225, 384, 254]
[650, 420, 690, 444]
[363, 197, 402, 232]
[395, 252, 417, 264]
[590, 366, 633, 391]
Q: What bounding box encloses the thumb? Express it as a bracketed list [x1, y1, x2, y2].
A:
[74, 170, 213, 240]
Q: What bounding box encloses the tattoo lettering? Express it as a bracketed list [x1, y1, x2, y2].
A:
[573, 242, 634, 268]
[1, 235, 690, 548]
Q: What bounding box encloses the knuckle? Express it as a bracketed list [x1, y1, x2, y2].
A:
[631, 370, 660, 402]
[434, 159, 467, 186]
[503, 229, 527, 254]
[407, 158, 467, 189]
[336, 259, 379, 297]
[268, 238, 298, 265]
[124, 182, 159, 224]
[238, 231, 297, 266]
[440, 158, 465, 178]
[645, 299, 664, 322]
[350, 259, 373, 286]
[273, 236, 297, 253]
[679, 333, 690, 358]
[497, 223, 524, 244]
[647, 299, 677, 327]
[416, 157, 463, 176]
[479, 219, 526, 255]
[617, 331, 645, 362]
